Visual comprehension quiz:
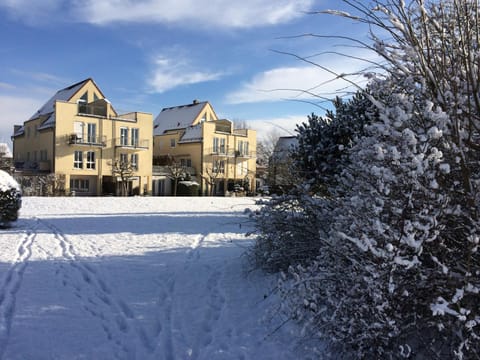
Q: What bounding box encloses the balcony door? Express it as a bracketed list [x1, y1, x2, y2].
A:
[87, 123, 96, 143]
[120, 127, 128, 146]
[131, 128, 139, 146]
[74, 121, 84, 141]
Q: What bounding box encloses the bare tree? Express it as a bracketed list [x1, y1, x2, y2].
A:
[201, 162, 223, 196]
[111, 159, 135, 196]
[166, 159, 189, 196]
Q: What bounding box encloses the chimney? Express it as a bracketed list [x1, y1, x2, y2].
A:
[193, 99, 199, 104]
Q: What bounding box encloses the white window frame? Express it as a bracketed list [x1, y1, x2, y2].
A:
[70, 179, 90, 192]
[86, 151, 95, 169]
[220, 138, 226, 154]
[120, 127, 129, 146]
[238, 140, 249, 156]
[87, 123, 96, 143]
[74, 151, 83, 169]
[120, 153, 128, 165]
[131, 154, 138, 170]
[131, 128, 139, 147]
[214, 159, 225, 174]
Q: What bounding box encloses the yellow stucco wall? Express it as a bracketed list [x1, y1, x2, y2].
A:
[153, 116, 256, 195]
[13, 79, 153, 196]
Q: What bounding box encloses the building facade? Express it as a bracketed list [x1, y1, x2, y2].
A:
[12, 78, 153, 196]
[153, 101, 256, 196]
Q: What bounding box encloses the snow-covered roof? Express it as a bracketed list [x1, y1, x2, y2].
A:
[0, 143, 12, 158]
[13, 126, 25, 137]
[38, 113, 56, 130]
[0, 170, 20, 192]
[154, 101, 208, 135]
[179, 124, 203, 143]
[29, 78, 90, 120]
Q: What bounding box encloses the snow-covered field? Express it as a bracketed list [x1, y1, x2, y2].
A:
[0, 197, 308, 360]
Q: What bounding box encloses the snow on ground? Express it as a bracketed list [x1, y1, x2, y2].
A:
[0, 197, 310, 360]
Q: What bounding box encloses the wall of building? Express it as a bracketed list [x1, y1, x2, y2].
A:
[13, 118, 54, 172]
[14, 80, 153, 196]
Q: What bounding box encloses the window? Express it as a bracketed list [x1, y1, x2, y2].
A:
[131, 154, 138, 170]
[78, 91, 88, 113]
[87, 123, 96, 143]
[170, 138, 176, 148]
[74, 121, 84, 141]
[33, 151, 38, 162]
[27, 152, 30, 161]
[237, 162, 248, 176]
[238, 141, 249, 156]
[70, 179, 89, 192]
[180, 158, 192, 167]
[214, 160, 225, 174]
[120, 127, 128, 146]
[40, 150, 47, 161]
[131, 128, 139, 146]
[86, 151, 95, 169]
[74, 151, 83, 169]
[220, 138, 226, 154]
[213, 137, 219, 153]
[120, 153, 128, 165]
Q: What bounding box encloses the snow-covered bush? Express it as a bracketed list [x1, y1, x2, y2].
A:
[254, 1, 480, 358]
[0, 170, 22, 228]
[293, 92, 376, 194]
[250, 193, 333, 272]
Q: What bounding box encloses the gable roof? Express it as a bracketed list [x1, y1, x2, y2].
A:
[29, 78, 92, 121]
[153, 101, 209, 136]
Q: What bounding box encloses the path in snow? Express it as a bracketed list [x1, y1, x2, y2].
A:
[0, 197, 310, 360]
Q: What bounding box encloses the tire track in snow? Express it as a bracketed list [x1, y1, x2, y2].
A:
[0, 219, 38, 359]
[37, 219, 154, 359]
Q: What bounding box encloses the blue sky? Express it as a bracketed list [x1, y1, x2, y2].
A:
[0, 0, 373, 146]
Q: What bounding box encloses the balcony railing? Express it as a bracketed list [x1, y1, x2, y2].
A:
[207, 147, 256, 158]
[67, 134, 106, 147]
[115, 138, 149, 149]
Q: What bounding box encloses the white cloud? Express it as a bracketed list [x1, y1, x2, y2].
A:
[0, 0, 314, 28]
[247, 115, 305, 141]
[148, 55, 224, 93]
[74, 0, 313, 28]
[225, 51, 378, 105]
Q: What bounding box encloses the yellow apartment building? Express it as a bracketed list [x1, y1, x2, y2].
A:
[153, 100, 256, 196]
[12, 78, 153, 196]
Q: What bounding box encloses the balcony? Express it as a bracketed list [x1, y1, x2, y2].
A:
[67, 134, 106, 147]
[115, 138, 149, 150]
[207, 147, 256, 158]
